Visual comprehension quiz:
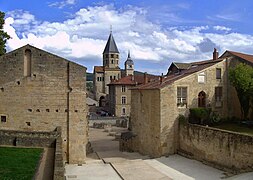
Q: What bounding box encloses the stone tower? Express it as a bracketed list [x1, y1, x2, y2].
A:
[124, 51, 134, 76]
[103, 32, 120, 68]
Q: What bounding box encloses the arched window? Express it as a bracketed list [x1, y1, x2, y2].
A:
[198, 91, 206, 107]
[24, 49, 32, 77]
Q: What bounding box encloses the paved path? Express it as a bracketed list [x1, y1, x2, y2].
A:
[65, 127, 253, 180]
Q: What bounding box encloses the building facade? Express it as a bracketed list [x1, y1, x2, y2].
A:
[0, 44, 88, 164]
[126, 49, 253, 157]
[108, 73, 157, 117]
[93, 32, 135, 107]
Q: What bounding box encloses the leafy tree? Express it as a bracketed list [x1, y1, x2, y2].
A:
[229, 63, 253, 119]
[0, 11, 10, 56]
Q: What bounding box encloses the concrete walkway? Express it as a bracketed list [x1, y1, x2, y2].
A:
[65, 127, 253, 180]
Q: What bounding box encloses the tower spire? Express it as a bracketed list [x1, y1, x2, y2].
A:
[128, 50, 130, 58]
[110, 25, 112, 33]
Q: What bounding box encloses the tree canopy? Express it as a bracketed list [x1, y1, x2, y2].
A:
[0, 11, 10, 56]
[229, 63, 253, 119]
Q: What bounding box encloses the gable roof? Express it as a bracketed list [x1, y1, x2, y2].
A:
[220, 50, 253, 64]
[133, 58, 224, 90]
[172, 62, 191, 70]
[103, 33, 119, 54]
[1, 44, 87, 70]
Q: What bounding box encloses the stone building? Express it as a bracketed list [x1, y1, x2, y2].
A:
[108, 73, 158, 117]
[126, 49, 253, 157]
[0, 44, 87, 164]
[93, 32, 135, 106]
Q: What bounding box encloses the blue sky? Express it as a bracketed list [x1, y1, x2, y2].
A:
[1, 0, 253, 74]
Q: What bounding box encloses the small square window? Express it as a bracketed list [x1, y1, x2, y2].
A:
[26, 122, 31, 126]
[1, 116, 6, 122]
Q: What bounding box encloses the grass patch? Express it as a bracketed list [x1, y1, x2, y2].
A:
[212, 122, 253, 136]
[0, 147, 43, 180]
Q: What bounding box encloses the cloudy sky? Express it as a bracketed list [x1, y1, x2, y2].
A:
[1, 0, 253, 74]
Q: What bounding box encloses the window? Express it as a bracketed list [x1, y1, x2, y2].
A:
[122, 96, 126, 104]
[122, 85, 126, 92]
[111, 60, 114, 64]
[97, 77, 100, 81]
[111, 54, 114, 58]
[110, 76, 112, 80]
[177, 87, 187, 106]
[122, 108, 126, 115]
[105, 54, 109, 58]
[24, 49, 31, 77]
[114, 76, 116, 80]
[216, 68, 221, 79]
[116, 54, 119, 58]
[102, 77, 104, 81]
[215, 87, 222, 107]
[198, 72, 205, 83]
[1, 116, 6, 122]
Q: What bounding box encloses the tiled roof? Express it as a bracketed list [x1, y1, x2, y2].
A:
[94, 66, 104, 73]
[108, 74, 158, 86]
[221, 51, 253, 64]
[133, 59, 224, 90]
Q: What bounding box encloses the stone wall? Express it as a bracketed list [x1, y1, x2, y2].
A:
[179, 123, 253, 172]
[130, 89, 162, 157]
[0, 127, 65, 179]
[0, 44, 87, 164]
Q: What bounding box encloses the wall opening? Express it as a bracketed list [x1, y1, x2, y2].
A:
[198, 91, 206, 107]
[1, 116, 7, 122]
[24, 49, 32, 77]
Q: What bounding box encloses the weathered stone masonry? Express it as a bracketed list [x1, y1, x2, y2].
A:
[0, 44, 87, 164]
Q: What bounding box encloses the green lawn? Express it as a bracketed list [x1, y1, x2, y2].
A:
[212, 122, 253, 136]
[0, 147, 43, 180]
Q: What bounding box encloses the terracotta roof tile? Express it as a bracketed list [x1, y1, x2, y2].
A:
[108, 74, 158, 86]
[94, 66, 104, 73]
[226, 51, 253, 64]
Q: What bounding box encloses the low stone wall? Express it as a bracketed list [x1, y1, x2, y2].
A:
[0, 127, 64, 179]
[179, 123, 253, 172]
[53, 127, 64, 180]
[0, 129, 58, 147]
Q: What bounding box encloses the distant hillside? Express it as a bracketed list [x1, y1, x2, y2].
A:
[87, 72, 93, 81]
[86, 70, 154, 81]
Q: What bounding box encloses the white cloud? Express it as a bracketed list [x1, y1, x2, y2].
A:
[3, 5, 253, 74]
[213, 25, 231, 32]
[48, 0, 77, 9]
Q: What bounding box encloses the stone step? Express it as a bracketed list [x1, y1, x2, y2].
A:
[111, 159, 172, 180]
[144, 159, 194, 180]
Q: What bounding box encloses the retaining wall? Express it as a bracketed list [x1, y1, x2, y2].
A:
[179, 123, 253, 172]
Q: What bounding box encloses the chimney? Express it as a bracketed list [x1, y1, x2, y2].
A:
[213, 48, 219, 60]
[144, 72, 148, 84]
[160, 73, 164, 84]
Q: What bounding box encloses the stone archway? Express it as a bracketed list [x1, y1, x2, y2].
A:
[99, 96, 105, 107]
[198, 91, 206, 107]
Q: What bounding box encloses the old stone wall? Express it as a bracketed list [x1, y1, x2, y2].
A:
[130, 89, 162, 157]
[179, 123, 253, 172]
[0, 45, 87, 164]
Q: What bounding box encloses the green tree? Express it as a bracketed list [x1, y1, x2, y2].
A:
[229, 63, 253, 119]
[0, 11, 10, 56]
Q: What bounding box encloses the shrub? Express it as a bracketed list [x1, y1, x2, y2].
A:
[189, 108, 211, 125]
[178, 114, 186, 124]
